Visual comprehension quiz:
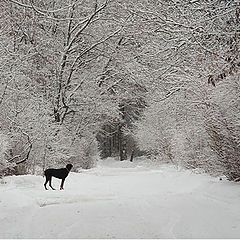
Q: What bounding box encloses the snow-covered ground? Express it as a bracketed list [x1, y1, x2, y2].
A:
[0, 158, 240, 239]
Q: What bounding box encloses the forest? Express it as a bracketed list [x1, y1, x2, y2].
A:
[0, 0, 239, 181]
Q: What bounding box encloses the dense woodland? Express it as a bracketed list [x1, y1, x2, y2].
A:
[0, 0, 239, 181]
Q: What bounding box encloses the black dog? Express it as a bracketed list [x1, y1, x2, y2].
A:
[44, 164, 73, 190]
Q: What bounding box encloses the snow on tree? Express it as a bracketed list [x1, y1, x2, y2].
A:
[0, 0, 127, 172]
[0, 0, 239, 180]
[132, 0, 240, 180]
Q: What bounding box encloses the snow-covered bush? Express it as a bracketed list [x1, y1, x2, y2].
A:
[134, 100, 176, 164]
[43, 125, 99, 171]
[0, 133, 12, 177]
[134, 89, 216, 172]
[68, 137, 99, 170]
[204, 77, 240, 181]
[171, 124, 216, 172]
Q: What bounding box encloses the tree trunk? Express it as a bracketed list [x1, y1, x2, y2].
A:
[118, 103, 127, 161]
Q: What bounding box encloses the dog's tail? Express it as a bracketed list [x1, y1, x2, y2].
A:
[42, 170, 46, 178]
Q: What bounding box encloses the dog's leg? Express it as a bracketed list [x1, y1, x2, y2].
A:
[44, 176, 49, 190]
[49, 176, 55, 190]
[60, 178, 65, 190]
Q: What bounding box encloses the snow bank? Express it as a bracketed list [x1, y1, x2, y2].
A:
[0, 158, 240, 238]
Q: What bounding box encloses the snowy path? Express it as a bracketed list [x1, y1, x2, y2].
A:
[0, 159, 240, 239]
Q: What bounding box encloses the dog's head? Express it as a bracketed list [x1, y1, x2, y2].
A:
[66, 164, 73, 171]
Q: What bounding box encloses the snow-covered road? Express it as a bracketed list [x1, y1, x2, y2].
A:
[0, 159, 240, 238]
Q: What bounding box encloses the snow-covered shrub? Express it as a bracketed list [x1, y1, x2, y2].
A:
[204, 78, 240, 181]
[134, 101, 175, 164]
[68, 137, 99, 170]
[134, 90, 216, 172]
[44, 125, 99, 170]
[0, 133, 12, 177]
[205, 115, 240, 181]
[171, 124, 216, 172]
